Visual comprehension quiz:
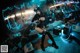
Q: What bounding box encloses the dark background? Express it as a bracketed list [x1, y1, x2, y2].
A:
[0, 0, 31, 44]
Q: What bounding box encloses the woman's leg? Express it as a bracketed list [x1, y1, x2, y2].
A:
[41, 32, 46, 51]
[35, 27, 46, 51]
[46, 32, 58, 49]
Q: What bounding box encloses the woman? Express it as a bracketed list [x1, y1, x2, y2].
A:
[32, 8, 58, 51]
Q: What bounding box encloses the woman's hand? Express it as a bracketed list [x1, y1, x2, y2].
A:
[39, 17, 45, 21]
[35, 27, 44, 33]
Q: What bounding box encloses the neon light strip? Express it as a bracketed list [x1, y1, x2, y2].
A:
[49, 1, 75, 8]
[4, 9, 35, 20]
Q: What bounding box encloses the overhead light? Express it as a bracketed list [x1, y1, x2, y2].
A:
[49, 1, 75, 9]
[23, 9, 35, 15]
[4, 17, 8, 20]
[4, 16, 10, 20]
[7, 16, 11, 19]
[16, 12, 21, 17]
[22, 12, 26, 15]
[50, 3, 64, 8]
[4, 9, 35, 20]
[10, 14, 15, 18]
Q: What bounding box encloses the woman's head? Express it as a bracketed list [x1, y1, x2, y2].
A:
[36, 10, 41, 15]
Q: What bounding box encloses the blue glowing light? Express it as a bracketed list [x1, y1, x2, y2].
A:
[57, 26, 61, 28]
[7, 20, 22, 32]
[14, 6, 20, 9]
[35, 46, 55, 53]
[38, 34, 42, 38]
[31, 0, 43, 7]
[2, 7, 13, 19]
[61, 24, 65, 28]
[70, 32, 79, 38]
[59, 32, 69, 43]
[60, 36, 69, 43]
[48, 39, 52, 44]
[45, 46, 56, 53]
[32, 0, 35, 2]
[20, 3, 25, 8]
[13, 32, 21, 37]
[61, 29, 64, 36]
[71, 32, 75, 36]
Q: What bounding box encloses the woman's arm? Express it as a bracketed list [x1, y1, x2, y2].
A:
[35, 27, 44, 33]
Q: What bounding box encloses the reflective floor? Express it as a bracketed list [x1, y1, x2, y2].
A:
[34, 33, 80, 53]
